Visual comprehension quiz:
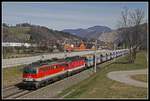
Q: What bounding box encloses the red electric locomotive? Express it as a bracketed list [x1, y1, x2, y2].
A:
[23, 56, 85, 89]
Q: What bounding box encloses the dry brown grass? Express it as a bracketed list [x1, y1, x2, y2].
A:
[131, 74, 147, 82]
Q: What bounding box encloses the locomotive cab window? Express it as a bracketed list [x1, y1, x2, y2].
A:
[23, 67, 36, 74]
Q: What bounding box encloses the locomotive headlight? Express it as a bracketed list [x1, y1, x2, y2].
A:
[25, 78, 33, 81]
[71, 44, 74, 48]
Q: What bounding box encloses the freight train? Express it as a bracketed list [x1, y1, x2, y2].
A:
[22, 49, 129, 89]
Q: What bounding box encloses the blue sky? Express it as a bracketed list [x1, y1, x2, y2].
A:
[2, 2, 148, 30]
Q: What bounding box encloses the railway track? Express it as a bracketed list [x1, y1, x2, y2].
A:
[2, 76, 66, 99]
[2, 83, 33, 99]
[2, 64, 116, 99]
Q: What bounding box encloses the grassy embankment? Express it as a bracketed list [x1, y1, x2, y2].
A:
[57, 51, 148, 98]
[2, 65, 25, 87]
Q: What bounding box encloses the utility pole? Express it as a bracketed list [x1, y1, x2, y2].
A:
[94, 40, 97, 73]
[114, 43, 116, 62]
[64, 39, 67, 58]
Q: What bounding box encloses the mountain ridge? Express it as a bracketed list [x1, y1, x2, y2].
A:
[62, 25, 112, 39]
[2, 23, 82, 43]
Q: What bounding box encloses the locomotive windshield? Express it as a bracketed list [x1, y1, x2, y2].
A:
[23, 67, 37, 74]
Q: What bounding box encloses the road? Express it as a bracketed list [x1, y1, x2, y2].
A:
[2, 50, 111, 68]
[107, 69, 148, 88]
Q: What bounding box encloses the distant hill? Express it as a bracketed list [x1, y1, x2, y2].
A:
[98, 23, 147, 45]
[62, 25, 112, 39]
[98, 31, 119, 43]
[116, 23, 148, 48]
[2, 23, 81, 43]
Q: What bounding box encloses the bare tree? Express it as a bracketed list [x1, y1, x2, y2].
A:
[129, 8, 145, 62]
[119, 7, 145, 63]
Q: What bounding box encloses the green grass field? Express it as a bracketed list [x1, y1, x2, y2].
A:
[57, 51, 148, 98]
